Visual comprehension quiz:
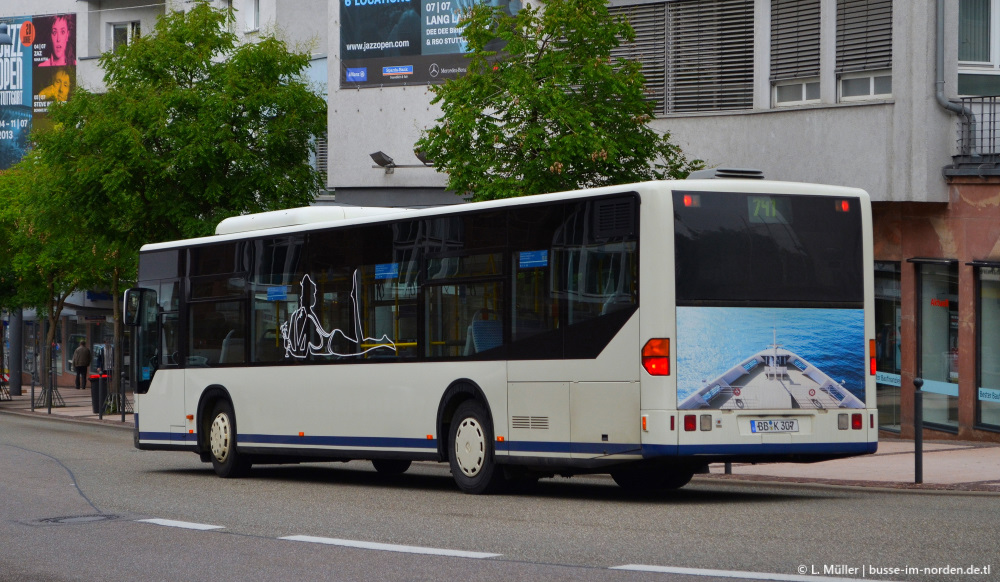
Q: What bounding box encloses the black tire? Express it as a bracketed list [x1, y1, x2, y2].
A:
[372, 459, 412, 475]
[208, 400, 251, 478]
[611, 465, 694, 492]
[449, 400, 507, 494]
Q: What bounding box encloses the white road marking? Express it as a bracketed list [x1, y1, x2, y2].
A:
[279, 535, 501, 559]
[137, 518, 225, 531]
[611, 565, 876, 582]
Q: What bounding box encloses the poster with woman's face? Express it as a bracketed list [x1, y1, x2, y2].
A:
[30, 14, 76, 133]
[33, 14, 76, 67]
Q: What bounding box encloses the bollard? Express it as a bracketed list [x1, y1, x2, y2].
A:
[47, 365, 54, 414]
[913, 377, 923, 484]
[30, 369, 35, 412]
[98, 373, 104, 420]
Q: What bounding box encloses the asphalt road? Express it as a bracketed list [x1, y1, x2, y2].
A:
[1, 413, 996, 582]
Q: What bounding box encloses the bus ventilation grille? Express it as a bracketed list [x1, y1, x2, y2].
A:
[593, 197, 636, 239]
[686, 167, 765, 180]
[512, 416, 550, 430]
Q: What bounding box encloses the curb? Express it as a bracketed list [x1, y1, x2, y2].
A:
[692, 474, 1000, 496]
[0, 408, 134, 431]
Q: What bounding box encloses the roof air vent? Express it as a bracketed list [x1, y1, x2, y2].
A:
[686, 168, 765, 180]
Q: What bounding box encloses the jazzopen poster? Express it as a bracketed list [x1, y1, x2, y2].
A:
[340, 0, 519, 88]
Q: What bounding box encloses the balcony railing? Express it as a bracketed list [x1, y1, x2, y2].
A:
[954, 96, 1000, 167]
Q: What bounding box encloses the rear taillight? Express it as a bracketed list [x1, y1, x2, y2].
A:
[852, 413, 863, 430]
[684, 414, 696, 431]
[642, 338, 670, 376]
[869, 339, 876, 375]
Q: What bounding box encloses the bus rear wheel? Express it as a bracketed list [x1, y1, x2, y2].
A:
[208, 400, 251, 478]
[449, 400, 506, 494]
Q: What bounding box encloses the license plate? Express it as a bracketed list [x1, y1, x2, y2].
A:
[750, 419, 799, 433]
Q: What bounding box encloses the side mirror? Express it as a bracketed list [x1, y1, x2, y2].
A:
[123, 288, 144, 327]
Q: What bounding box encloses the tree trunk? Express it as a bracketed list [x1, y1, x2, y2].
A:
[111, 269, 122, 399]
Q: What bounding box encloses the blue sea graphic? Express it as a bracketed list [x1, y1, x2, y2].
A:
[676, 307, 866, 405]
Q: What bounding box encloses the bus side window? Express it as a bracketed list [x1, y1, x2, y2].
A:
[189, 301, 246, 365]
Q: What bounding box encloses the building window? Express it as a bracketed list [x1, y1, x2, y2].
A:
[111, 21, 140, 53]
[609, 0, 753, 114]
[874, 262, 901, 431]
[667, 0, 754, 113]
[958, 0, 1000, 94]
[836, 0, 892, 101]
[771, 0, 821, 106]
[976, 265, 1000, 430]
[609, 3, 667, 113]
[914, 260, 959, 431]
[313, 132, 328, 184]
[245, 0, 260, 32]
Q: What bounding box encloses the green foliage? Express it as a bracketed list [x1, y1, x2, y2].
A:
[0, 153, 103, 312]
[415, 0, 701, 201]
[35, 0, 327, 243]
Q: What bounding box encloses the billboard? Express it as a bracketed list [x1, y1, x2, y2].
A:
[339, 0, 518, 88]
[0, 13, 77, 171]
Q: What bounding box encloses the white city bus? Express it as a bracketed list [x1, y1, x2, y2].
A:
[125, 175, 878, 494]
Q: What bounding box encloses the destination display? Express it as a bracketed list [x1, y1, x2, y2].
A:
[339, 0, 520, 88]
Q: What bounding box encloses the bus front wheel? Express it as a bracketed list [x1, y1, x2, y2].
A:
[208, 400, 251, 478]
[449, 400, 506, 494]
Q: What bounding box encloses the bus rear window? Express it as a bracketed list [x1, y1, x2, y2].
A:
[673, 191, 864, 306]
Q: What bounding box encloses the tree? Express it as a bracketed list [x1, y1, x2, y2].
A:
[32, 0, 327, 395]
[37, 1, 327, 243]
[415, 0, 701, 201]
[0, 154, 106, 394]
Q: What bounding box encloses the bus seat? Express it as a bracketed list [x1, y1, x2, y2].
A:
[220, 330, 245, 364]
[470, 319, 502, 353]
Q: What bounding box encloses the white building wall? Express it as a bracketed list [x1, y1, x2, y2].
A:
[325, 0, 967, 204]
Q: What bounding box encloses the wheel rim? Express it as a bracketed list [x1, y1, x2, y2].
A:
[210, 412, 232, 464]
[454, 417, 486, 478]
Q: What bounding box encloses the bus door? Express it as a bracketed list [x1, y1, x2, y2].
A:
[126, 287, 159, 394]
[126, 284, 187, 441]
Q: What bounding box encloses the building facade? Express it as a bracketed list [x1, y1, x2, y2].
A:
[1, 0, 327, 389]
[4, 1, 998, 440]
[326, 0, 1000, 442]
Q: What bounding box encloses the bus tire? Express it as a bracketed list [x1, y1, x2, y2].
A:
[449, 400, 506, 494]
[611, 466, 694, 492]
[372, 459, 412, 475]
[208, 400, 251, 478]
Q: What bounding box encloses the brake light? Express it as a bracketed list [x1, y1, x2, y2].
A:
[869, 339, 876, 375]
[836, 199, 851, 212]
[683, 194, 700, 207]
[684, 414, 696, 431]
[852, 413, 863, 430]
[642, 338, 670, 376]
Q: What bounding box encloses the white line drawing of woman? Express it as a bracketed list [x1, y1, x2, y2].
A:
[280, 270, 396, 359]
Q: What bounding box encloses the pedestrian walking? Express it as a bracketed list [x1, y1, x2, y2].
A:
[72, 340, 92, 390]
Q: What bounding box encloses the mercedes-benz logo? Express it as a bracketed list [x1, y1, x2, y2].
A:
[429, 63, 440, 78]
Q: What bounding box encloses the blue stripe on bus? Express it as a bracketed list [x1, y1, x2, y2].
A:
[669, 441, 877, 456]
[136, 433, 875, 457]
[241, 434, 438, 450]
[499, 441, 641, 455]
[140, 431, 196, 442]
